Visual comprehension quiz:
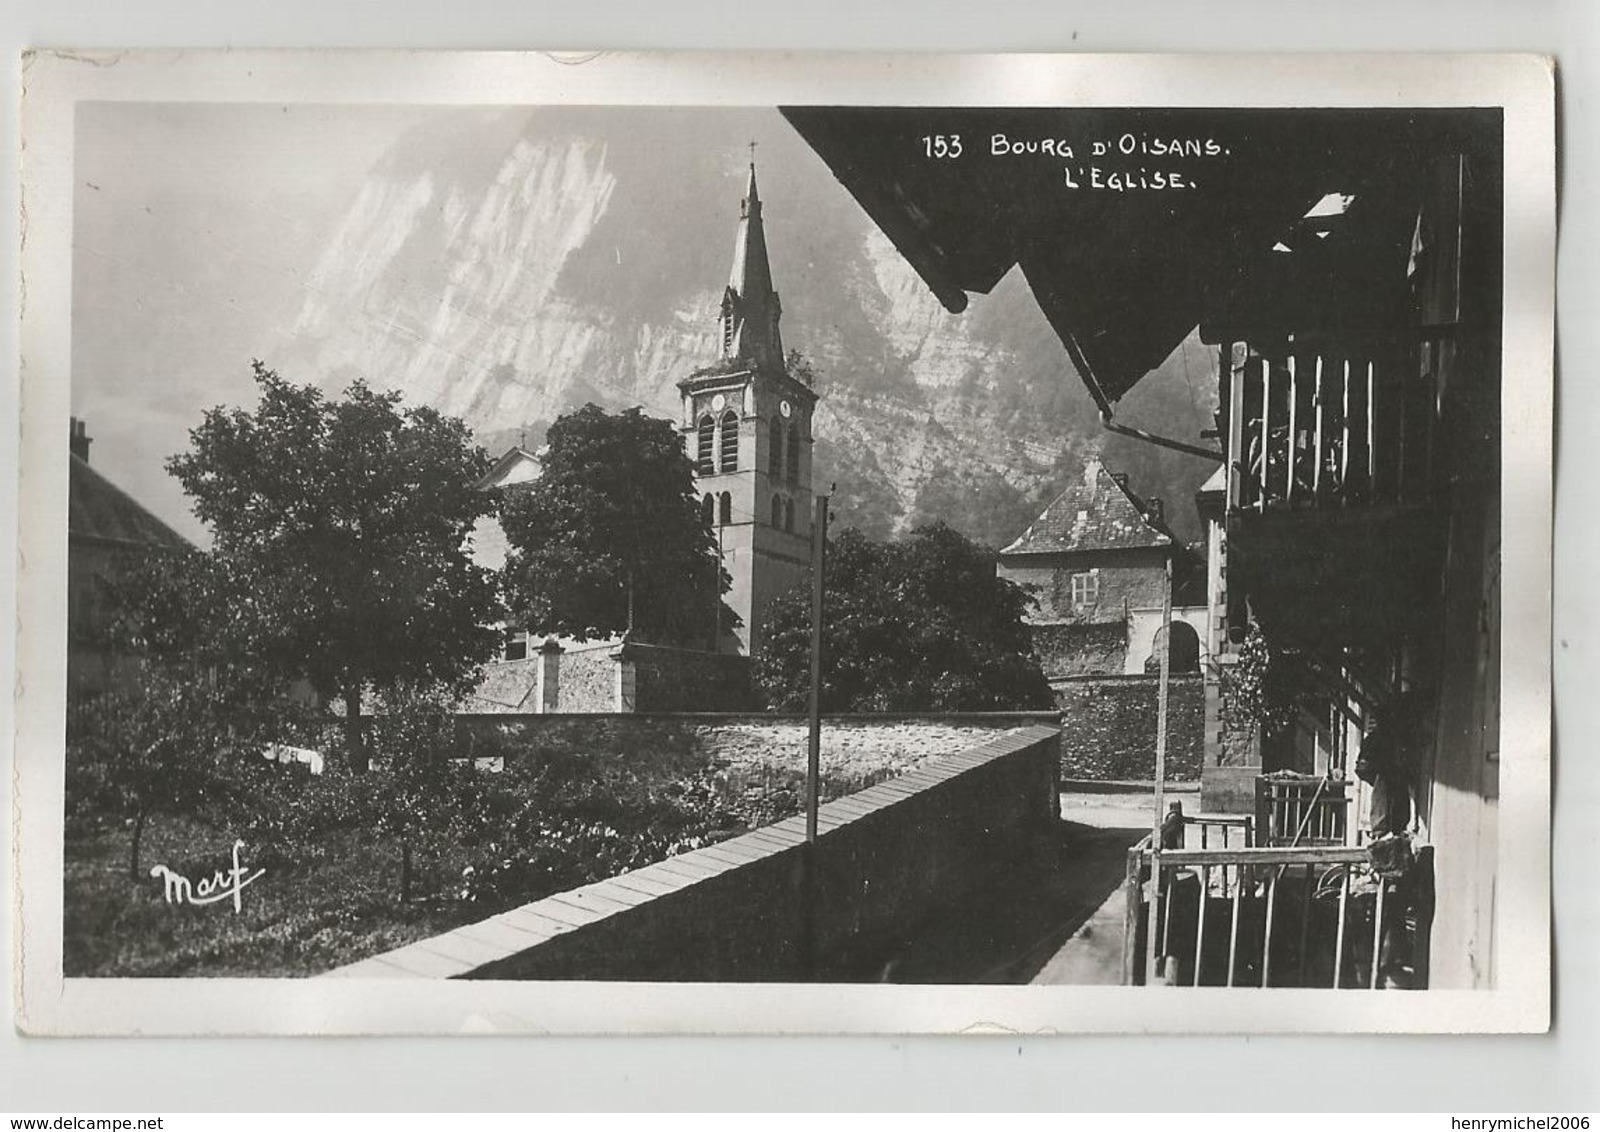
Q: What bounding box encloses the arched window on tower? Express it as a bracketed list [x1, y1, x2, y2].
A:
[784, 497, 796, 533]
[719, 409, 739, 472]
[718, 492, 732, 526]
[701, 493, 714, 527]
[785, 421, 800, 483]
[771, 493, 783, 528]
[769, 416, 783, 478]
[696, 415, 716, 475]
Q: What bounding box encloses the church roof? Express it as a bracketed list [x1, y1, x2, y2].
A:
[476, 445, 544, 491]
[68, 453, 190, 550]
[1000, 458, 1174, 556]
[720, 160, 785, 371]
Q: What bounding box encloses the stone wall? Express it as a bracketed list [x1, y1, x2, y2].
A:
[1053, 674, 1204, 782]
[325, 726, 1062, 982]
[1030, 621, 1128, 679]
[454, 712, 1059, 796]
[1000, 547, 1168, 624]
[554, 643, 616, 711]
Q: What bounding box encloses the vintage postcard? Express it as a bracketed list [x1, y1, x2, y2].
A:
[13, 50, 1553, 1034]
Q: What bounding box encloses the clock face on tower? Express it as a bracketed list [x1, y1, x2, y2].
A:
[711, 393, 727, 412]
[780, 399, 792, 418]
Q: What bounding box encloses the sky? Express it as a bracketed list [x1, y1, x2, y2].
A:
[69, 102, 817, 545]
[71, 103, 462, 541]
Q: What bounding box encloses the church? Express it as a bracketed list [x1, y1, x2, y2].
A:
[470, 157, 819, 709]
[679, 159, 819, 657]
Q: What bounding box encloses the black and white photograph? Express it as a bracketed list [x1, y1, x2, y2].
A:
[12, 50, 1553, 1036]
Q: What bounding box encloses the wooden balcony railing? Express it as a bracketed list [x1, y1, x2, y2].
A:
[1122, 841, 1415, 989]
[1256, 773, 1351, 847]
[1223, 334, 1452, 516]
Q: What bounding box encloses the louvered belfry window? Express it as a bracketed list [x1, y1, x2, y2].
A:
[719, 409, 740, 472]
[785, 422, 800, 483]
[769, 416, 784, 478]
[771, 494, 784, 528]
[697, 415, 716, 475]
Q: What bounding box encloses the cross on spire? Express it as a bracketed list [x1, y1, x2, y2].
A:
[747, 139, 758, 165]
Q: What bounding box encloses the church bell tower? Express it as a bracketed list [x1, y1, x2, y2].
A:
[679, 157, 820, 657]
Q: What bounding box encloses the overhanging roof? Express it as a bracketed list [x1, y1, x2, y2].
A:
[781, 107, 1500, 403]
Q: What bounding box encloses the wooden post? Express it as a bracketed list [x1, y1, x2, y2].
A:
[1313, 355, 1325, 499]
[1367, 360, 1376, 494]
[1286, 353, 1298, 504]
[1259, 358, 1271, 511]
[1225, 343, 1245, 510]
[1144, 553, 1175, 984]
[1122, 845, 1144, 986]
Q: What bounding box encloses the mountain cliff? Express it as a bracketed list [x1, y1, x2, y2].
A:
[280, 107, 1220, 545]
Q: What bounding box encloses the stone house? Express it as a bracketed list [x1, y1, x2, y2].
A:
[997, 457, 1207, 681]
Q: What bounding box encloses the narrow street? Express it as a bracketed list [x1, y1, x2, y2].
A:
[874, 790, 1183, 985]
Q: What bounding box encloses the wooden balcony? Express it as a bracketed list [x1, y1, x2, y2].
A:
[1220, 337, 1453, 647]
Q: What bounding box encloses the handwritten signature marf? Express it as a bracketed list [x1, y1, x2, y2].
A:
[149, 839, 265, 914]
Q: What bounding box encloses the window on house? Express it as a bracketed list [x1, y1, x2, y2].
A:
[769, 416, 784, 478]
[719, 492, 732, 526]
[1070, 572, 1099, 608]
[772, 494, 784, 528]
[504, 628, 528, 661]
[719, 409, 739, 472]
[785, 421, 800, 482]
[696, 415, 715, 475]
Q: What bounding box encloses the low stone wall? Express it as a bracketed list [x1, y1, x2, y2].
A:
[325, 726, 1062, 982]
[1053, 674, 1204, 782]
[455, 712, 1059, 789]
[554, 643, 616, 712]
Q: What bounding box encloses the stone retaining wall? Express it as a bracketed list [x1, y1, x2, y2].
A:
[325, 725, 1062, 982]
[1054, 674, 1204, 782]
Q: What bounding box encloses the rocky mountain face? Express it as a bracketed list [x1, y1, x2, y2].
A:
[281, 108, 1220, 547]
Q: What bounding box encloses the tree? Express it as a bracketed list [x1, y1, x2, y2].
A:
[66, 662, 233, 880]
[166, 362, 505, 771]
[755, 522, 1055, 712]
[500, 403, 733, 646]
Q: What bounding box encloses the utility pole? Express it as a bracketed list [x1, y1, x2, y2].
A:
[800, 491, 828, 979]
[806, 493, 829, 842]
[1145, 552, 1174, 985]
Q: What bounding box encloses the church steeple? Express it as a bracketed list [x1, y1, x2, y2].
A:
[720, 159, 785, 371]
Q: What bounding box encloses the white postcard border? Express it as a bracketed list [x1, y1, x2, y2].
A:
[14, 48, 1554, 1035]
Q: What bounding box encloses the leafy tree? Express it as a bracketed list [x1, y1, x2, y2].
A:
[500, 403, 733, 646]
[66, 662, 234, 880]
[166, 362, 504, 771]
[755, 522, 1055, 712]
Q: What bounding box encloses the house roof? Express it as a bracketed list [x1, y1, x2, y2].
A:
[477, 445, 544, 491]
[68, 454, 189, 550]
[1000, 458, 1174, 556]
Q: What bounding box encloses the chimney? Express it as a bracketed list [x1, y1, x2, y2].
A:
[69, 417, 92, 463]
[1112, 472, 1129, 489]
[1147, 497, 1164, 523]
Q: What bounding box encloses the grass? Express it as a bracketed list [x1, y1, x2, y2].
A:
[62, 772, 881, 978]
[64, 813, 482, 978]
